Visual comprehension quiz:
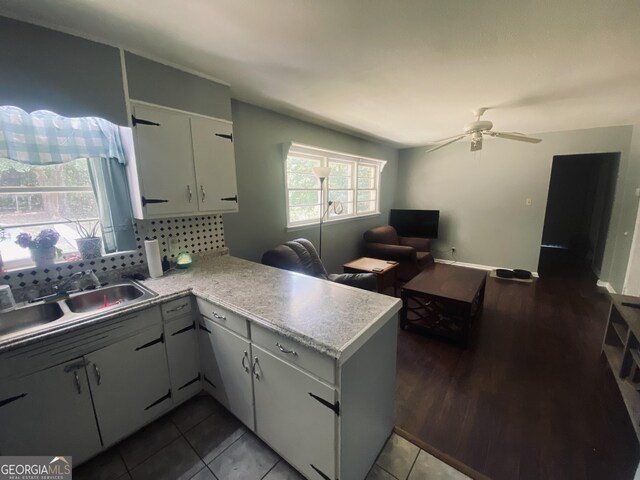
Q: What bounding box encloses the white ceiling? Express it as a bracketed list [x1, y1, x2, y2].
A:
[2, 0, 640, 147]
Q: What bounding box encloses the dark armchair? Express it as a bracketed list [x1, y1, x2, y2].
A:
[261, 238, 377, 291]
[362, 225, 434, 282]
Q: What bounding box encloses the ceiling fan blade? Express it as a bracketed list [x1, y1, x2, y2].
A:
[485, 131, 542, 143]
[425, 135, 467, 153]
[431, 133, 468, 143]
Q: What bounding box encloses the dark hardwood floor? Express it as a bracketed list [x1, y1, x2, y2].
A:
[394, 257, 639, 480]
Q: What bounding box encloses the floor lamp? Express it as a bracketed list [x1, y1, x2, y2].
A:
[312, 166, 331, 258]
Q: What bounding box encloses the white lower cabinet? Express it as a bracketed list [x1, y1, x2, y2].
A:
[0, 358, 102, 463]
[0, 306, 173, 463]
[87, 325, 172, 447]
[252, 345, 337, 480]
[198, 316, 254, 429]
[165, 315, 200, 405]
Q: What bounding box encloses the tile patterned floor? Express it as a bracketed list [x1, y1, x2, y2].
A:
[73, 393, 469, 480]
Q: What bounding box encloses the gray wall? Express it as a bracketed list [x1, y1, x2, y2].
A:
[125, 52, 232, 121]
[396, 125, 637, 291]
[223, 101, 398, 273]
[0, 16, 127, 124]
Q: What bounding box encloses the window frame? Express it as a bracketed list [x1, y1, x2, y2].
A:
[284, 143, 386, 229]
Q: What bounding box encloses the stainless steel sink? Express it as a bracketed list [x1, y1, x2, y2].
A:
[0, 280, 157, 340]
[0, 303, 65, 337]
[65, 283, 155, 313]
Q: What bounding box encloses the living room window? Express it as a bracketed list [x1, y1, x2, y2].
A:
[285, 143, 385, 228]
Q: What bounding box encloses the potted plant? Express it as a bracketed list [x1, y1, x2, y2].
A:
[15, 229, 61, 267]
[71, 220, 102, 260]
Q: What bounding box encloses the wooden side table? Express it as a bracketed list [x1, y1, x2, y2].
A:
[343, 257, 398, 294]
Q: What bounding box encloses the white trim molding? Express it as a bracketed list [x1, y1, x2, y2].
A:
[434, 258, 540, 278]
[597, 280, 617, 294]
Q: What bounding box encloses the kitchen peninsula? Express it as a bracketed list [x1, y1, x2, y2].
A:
[0, 253, 401, 480]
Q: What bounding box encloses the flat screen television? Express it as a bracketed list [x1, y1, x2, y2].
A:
[389, 209, 439, 239]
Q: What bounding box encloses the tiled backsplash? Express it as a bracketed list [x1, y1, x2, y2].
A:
[1, 215, 225, 293]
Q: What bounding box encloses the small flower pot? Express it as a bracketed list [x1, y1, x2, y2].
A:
[30, 246, 56, 267]
[76, 237, 102, 260]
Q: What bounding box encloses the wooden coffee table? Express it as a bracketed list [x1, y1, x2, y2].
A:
[343, 257, 398, 294]
[400, 263, 487, 346]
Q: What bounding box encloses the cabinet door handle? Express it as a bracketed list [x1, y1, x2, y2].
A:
[241, 351, 250, 373]
[167, 303, 188, 313]
[93, 363, 101, 386]
[74, 371, 82, 394]
[252, 357, 261, 380]
[200, 185, 206, 203]
[213, 311, 226, 321]
[276, 342, 298, 356]
[187, 185, 193, 203]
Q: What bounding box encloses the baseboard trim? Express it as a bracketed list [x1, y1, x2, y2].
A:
[393, 426, 491, 480]
[434, 258, 539, 278]
[596, 280, 616, 294]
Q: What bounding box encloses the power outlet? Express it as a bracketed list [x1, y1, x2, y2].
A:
[169, 237, 179, 253]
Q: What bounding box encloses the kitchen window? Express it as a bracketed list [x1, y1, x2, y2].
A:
[285, 143, 386, 228]
[0, 106, 136, 270]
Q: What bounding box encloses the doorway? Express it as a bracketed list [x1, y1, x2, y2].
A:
[538, 153, 619, 277]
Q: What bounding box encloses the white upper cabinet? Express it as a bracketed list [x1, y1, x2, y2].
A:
[128, 102, 239, 219]
[191, 116, 239, 213]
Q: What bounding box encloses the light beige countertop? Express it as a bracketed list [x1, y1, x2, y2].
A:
[0, 254, 402, 360]
[143, 254, 402, 359]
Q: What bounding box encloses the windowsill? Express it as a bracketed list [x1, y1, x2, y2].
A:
[286, 212, 381, 232]
[1, 249, 139, 275]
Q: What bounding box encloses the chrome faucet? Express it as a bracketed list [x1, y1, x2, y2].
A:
[85, 270, 102, 289]
[54, 270, 101, 293]
[53, 271, 85, 293]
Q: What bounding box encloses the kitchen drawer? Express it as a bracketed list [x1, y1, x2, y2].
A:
[196, 297, 248, 338]
[161, 297, 192, 322]
[251, 324, 335, 385]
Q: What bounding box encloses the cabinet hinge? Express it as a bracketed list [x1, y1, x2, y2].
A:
[220, 195, 238, 203]
[0, 393, 27, 408]
[131, 115, 160, 127]
[199, 322, 212, 334]
[135, 333, 165, 351]
[178, 374, 201, 391]
[203, 375, 216, 389]
[144, 389, 172, 411]
[171, 321, 196, 336]
[215, 132, 233, 142]
[310, 464, 333, 480]
[141, 196, 169, 206]
[308, 392, 340, 416]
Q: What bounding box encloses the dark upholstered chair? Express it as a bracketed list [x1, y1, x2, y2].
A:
[261, 238, 377, 291]
[362, 225, 434, 282]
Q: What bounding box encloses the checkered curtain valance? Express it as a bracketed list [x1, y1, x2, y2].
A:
[0, 106, 126, 165]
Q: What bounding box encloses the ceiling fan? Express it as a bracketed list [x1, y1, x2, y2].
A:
[426, 107, 542, 153]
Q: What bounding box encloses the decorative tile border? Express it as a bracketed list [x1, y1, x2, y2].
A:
[1, 215, 225, 293]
